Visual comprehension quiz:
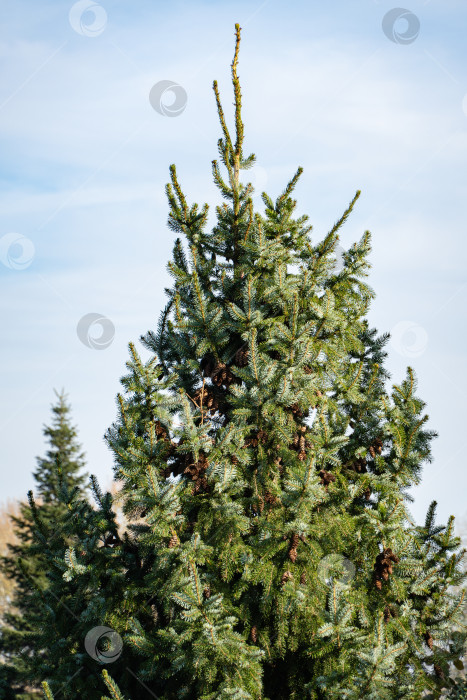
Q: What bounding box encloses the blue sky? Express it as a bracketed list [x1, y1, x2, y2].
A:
[1, 0, 466, 531]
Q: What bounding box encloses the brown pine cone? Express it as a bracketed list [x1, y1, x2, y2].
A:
[355, 457, 367, 473]
[425, 631, 434, 650]
[234, 347, 249, 368]
[364, 487, 371, 501]
[374, 547, 399, 589]
[434, 663, 444, 679]
[192, 476, 209, 494]
[155, 420, 168, 439]
[385, 548, 399, 563]
[319, 470, 336, 487]
[211, 362, 236, 387]
[245, 430, 268, 448]
[193, 386, 218, 412]
[250, 625, 257, 643]
[290, 403, 303, 418]
[264, 491, 278, 505]
[281, 570, 293, 585]
[200, 354, 216, 378]
[168, 534, 179, 548]
[203, 585, 211, 599]
[300, 572, 307, 585]
[184, 452, 209, 481]
[369, 446, 376, 459]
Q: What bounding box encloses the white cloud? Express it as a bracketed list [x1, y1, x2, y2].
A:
[1, 1, 466, 526]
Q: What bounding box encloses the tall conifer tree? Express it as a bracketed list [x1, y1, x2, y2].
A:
[0, 391, 87, 699]
[34, 25, 466, 699]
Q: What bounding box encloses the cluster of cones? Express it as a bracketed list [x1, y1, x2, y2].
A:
[369, 437, 383, 459]
[347, 437, 384, 474]
[200, 346, 249, 386]
[383, 605, 397, 623]
[288, 532, 300, 562]
[183, 451, 209, 493]
[374, 547, 399, 590]
[188, 349, 249, 418]
[291, 426, 309, 461]
[244, 429, 268, 449]
[192, 385, 220, 413]
[319, 470, 336, 488]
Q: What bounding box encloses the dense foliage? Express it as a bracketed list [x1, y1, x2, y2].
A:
[4, 24, 466, 700]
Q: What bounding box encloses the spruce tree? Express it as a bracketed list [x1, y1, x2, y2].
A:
[36, 24, 466, 699]
[0, 390, 88, 699]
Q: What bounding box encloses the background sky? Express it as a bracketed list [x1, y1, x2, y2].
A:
[1, 0, 466, 532]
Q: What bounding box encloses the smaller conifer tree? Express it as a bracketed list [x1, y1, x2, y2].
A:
[0, 390, 88, 699]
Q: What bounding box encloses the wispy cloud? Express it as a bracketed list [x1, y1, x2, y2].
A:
[1, 0, 466, 526]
